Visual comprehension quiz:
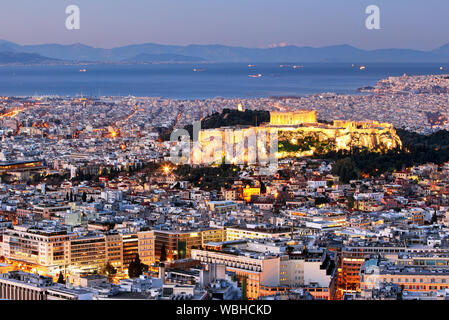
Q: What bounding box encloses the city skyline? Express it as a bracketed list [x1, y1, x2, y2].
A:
[2, 0, 449, 307]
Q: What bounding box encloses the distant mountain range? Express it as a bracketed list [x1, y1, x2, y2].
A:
[0, 40, 448, 64]
[0, 51, 62, 65]
[121, 53, 206, 63]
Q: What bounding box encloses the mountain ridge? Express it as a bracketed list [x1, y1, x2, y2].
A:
[0, 51, 63, 65]
[0, 41, 448, 63]
[121, 53, 207, 63]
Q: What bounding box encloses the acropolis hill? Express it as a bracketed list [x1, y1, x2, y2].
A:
[268, 110, 402, 157]
[195, 110, 402, 163]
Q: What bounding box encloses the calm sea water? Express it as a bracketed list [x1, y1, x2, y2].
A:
[0, 63, 446, 99]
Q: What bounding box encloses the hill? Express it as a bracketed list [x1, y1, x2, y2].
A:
[160, 109, 270, 141]
[0, 51, 63, 65]
[324, 129, 449, 181]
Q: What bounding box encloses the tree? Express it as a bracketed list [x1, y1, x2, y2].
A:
[259, 179, 266, 194]
[333, 157, 360, 183]
[160, 243, 167, 262]
[57, 271, 66, 284]
[397, 285, 405, 300]
[241, 277, 248, 300]
[128, 254, 144, 278]
[315, 197, 329, 206]
[100, 261, 117, 276]
[346, 196, 356, 210]
[431, 210, 438, 224]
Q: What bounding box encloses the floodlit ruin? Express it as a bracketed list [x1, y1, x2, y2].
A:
[190, 110, 402, 165]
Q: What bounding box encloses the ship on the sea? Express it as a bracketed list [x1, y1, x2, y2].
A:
[352, 64, 366, 70]
[248, 74, 262, 78]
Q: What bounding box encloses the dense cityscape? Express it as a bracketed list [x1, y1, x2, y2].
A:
[0, 73, 448, 301]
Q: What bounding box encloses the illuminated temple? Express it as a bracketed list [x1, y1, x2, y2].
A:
[189, 110, 402, 165]
[269, 110, 317, 125]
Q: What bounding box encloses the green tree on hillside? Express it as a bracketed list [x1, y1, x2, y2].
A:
[332, 157, 360, 183]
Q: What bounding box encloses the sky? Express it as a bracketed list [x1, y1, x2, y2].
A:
[0, 0, 447, 50]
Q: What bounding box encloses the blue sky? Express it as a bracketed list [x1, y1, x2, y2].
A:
[0, 0, 447, 50]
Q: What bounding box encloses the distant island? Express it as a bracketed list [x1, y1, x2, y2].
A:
[0, 40, 448, 64]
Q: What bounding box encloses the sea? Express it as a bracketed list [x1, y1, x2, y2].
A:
[0, 62, 447, 99]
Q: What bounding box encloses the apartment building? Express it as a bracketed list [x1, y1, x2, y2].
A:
[191, 248, 280, 300]
[69, 233, 107, 273]
[145, 229, 225, 263]
[0, 271, 53, 300]
[137, 230, 155, 266]
[0, 271, 92, 300]
[105, 232, 123, 269]
[226, 226, 294, 241]
[1, 225, 72, 273]
[122, 233, 138, 268]
[1, 225, 124, 275]
[360, 259, 449, 294]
